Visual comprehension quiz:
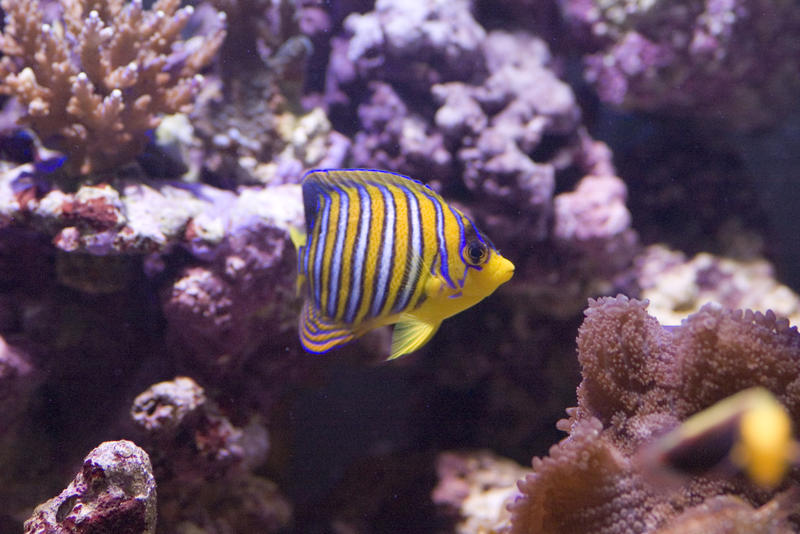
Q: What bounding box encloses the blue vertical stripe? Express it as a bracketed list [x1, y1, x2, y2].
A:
[394, 188, 422, 312]
[451, 206, 474, 287]
[371, 185, 396, 317]
[421, 190, 455, 289]
[327, 187, 349, 317]
[345, 185, 371, 323]
[312, 191, 331, 309]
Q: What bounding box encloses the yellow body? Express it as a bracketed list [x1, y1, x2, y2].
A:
[732, 390, 794, 488]
[295, 169, 515, 359]
[647, 387, 795, 489]
[361, 250, 514, 358]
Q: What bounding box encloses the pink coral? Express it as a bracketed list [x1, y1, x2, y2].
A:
[511, 418, 662, 534]
[508, 296, 800, 533]
[650, 493, 798, 534]
[574, 296, 676, 438]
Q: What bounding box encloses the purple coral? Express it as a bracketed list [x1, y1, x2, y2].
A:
[131, 377, 292, 532]
[327, 4, 640, 316]
[562, 0, 800, 129]
[162, 221, 299, 375]
[131, 376, 266, 477]
[650, 493, 798, 534]
[510, 418, 659, 534]
[341, 0, 487, 94]
[508, 295, 800, 532]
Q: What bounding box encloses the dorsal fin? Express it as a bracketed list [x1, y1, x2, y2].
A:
[302, 168, 445, 202]
[301, 179, 322, 233]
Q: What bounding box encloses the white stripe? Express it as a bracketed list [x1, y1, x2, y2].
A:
[395, 190, 421, 311]
[371, 186, 395, 317]
[345, 186, 371, 323]
[313, 193, 331, 310]
[428, 193, 455, 288]
[327, 190, 349, 317]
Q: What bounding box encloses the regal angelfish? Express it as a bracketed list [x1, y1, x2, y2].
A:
[294, 169, 515, 360]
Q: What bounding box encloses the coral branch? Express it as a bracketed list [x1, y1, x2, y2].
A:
[0, 0, 226, 175]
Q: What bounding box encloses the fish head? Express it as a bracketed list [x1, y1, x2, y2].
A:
[459, 239, 515, 298]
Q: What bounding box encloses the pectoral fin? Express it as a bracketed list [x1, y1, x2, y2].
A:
[389, 315, 441, 360]
[300, 301, 355, 354]
[290, 225, 307, 297]
[289, 225, 307, 249]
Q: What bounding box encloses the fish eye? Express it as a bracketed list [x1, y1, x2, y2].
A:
[464, 240, 488, 265]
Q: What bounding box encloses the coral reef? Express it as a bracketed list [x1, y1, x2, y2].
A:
[510, 418, 662, 534]
[329, 0, 640, 317]
[131, 377, 292, 533]
[192, 0, 351, 186]
[0, 171, 306, 527]
[0, 163, 304, 255]
[650, 493, 798, 534]
[433, 450, 529, 533]
[160, 196, 301, 374]
[131, 376, 258, 478]
[0, 0, 226, 175]
[24, 440, 156, 534]
[339, 0, 488, 96]
[561, 0, 800, 130]
[637, 245, 800, 327]
[0, 0, 798, 531]
[508, 295, 800, 533]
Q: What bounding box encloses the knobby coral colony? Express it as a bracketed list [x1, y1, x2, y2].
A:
[638, 387, 796, 491]
[509, 296, 800, 534]
[0, 0, 226, 176]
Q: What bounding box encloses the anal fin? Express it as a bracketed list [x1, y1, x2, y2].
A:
[300, 301, 355, 354]
[389, 315, 440, 360]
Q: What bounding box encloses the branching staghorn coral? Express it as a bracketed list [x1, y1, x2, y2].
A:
[0, 0, 226, 175]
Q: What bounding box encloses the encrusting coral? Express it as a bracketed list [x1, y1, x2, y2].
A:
[327, 0, 640, 317]
[508, 295, 800, 533]
[433, 450, 530, 533]
[131, 376, 264, 477]
[0, 0, 226, 175]
[637, 244, 800, 328]
[24, 440, 157, 534]
[130, 376, 292, 533]
[561, 0, 800, 130]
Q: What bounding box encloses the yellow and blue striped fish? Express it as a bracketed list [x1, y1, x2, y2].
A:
[294, 169, 515, 360]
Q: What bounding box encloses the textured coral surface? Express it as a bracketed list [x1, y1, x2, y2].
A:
[562, 0, 800, 130]
[24, 440, 157, 534]
[508, 296, 800, 533]
[1, 0, 799, 533]
[0, 0, 225, 174]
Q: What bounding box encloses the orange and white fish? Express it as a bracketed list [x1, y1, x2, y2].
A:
[293, 169, 515, 360]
